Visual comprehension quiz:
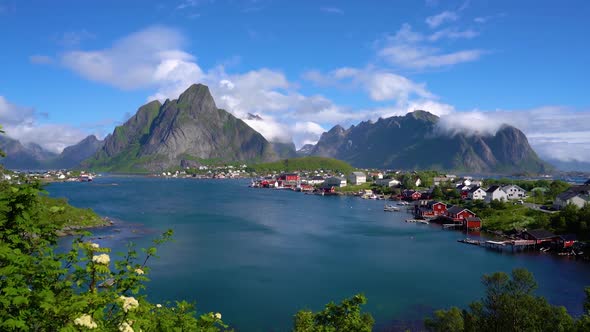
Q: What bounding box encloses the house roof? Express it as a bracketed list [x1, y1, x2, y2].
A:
[557, 185, 590, 201]
[447, 206, 473, 215]
[525, 229, 556, 240]
[469, 186, 483, 193]
[427, 201, 446, 208]
[559, 234, 577, 241]
[486, 185, 502, 193]
[351, 171, 366, 176]
[502, 184, 526, 192]
[311, 176, 324, 180]
[466, 217, 481, 222]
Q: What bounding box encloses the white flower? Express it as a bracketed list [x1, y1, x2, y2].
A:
[156, 304, 162, 308]
[215, 312, 222, 320]
[119, 295, 139, 312]
[134, 268, 144, 275]
[92, 254, 110, 265]
[74, 314, 98, 329]
[118, 321, 134, 332]
[90, 243, 100, 249]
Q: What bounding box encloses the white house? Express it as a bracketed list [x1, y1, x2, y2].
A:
[348, 172, 367, 185]
[502, 185, 527, 200]
[415, 178, 422, 187]
[468, 187, 487, 200]
[325, 176, 347, 187]
[485, 185, 508, 203]
[375, 178, 401, 187]
[554, 185, 590, 209]
[306, 176, 325, 185]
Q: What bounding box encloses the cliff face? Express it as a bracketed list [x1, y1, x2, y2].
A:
[85, 84, 277, 171]
[310, 111, 551, 174]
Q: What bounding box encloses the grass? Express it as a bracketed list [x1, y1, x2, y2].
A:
[335, 182, 374, 193]
[252, 157, 355, 174]
[39, 195, 108, 229]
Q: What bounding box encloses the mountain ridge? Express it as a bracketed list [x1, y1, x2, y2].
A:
[309, 111, 551, 174]
[84, 84, 277, 171]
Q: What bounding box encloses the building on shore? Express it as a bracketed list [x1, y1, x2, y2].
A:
[348, 172, 367, 185]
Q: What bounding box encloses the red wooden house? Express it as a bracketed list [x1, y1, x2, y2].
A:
[403, 190, 422, 201]
[417, 201, 447, 218]
[556, 234, 577, 248]
[278, 173, 300, 187]
[464, 217, 482, 230]
[446, 206, 477, 222]
[521, 229, 557, 245]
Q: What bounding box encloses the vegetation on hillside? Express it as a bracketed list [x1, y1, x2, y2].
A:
[251, 157, 355, 174]
[425, 268, 590, 332]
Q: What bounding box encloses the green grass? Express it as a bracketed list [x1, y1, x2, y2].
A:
[39, 195, 107, 229]
[335, 182, 373, 193]
[252, 157, 355, 173]
[465, 201, 550, 232]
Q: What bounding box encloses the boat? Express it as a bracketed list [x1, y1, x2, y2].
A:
[406, 219, 429, 224]
[384, 204, 400, 212]
[458, 238, 481, 245]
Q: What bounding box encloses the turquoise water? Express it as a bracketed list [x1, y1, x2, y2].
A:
[49, 177, 590, 331]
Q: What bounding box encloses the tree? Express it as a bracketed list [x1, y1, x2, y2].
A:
[432, 186, 444, 200]
[424, 307, 464, 332]
[0, 181, 228, 331]
[293, 294, 374, 332]
[425, 269, 575, 332]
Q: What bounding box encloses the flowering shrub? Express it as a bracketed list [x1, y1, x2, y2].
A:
[0, 181, 230, 331]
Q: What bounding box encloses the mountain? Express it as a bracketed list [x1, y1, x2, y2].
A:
[546, 159, 590, 172]
[84, 84, 277, 171]
[0, 136, 56, 169]
[50, 135, 104, 169]
[310, 110, 551, 174]
[0, 135, 104, 170]
[271, 142, 297, 159]
[243, 112, 297, 159]
[296, 144, 315, 157]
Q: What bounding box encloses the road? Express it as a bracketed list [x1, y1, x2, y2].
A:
[523, 202, 558, 214]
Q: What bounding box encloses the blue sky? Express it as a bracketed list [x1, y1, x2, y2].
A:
[1, 0, 589, 162]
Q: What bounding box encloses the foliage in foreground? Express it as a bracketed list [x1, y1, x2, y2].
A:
[425, 268, 590, 332]
[293, 294, 374, 332]
[0, 180, 228, 331]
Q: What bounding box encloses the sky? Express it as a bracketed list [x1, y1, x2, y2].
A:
[0, 0, 589, 163]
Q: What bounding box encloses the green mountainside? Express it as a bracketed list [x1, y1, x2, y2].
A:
[310, 110, 552, 174]
[252, 156, 354, 173]
[83, 84, 277, 172]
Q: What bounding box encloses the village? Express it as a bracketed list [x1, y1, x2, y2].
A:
[1, 169, 98, 183]
[250, 170, 590, 258]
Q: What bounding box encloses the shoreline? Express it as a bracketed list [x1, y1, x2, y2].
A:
[56, 216, 115, 237]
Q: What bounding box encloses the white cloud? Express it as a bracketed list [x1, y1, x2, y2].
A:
[436, 107, 590, 162]
[61, 26, 204, 96]
[303, 66, 434, 103]
[29, 55, 53, 64]
[320, 7, 344, 15]
[0, 96, 87, 153]
[377, 24, 484, 69]
[425, 11, 459, 28]
[428, 28, 478, 41]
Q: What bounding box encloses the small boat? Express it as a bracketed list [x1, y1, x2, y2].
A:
[384, 204, 400, 212]
[458, 238, 481, 245]
[405, 219, 429, 224]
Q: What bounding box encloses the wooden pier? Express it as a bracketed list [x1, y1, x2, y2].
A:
[483, 239, 537, 252]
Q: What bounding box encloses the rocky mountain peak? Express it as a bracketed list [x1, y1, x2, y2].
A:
[177, 84, 216, 110]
